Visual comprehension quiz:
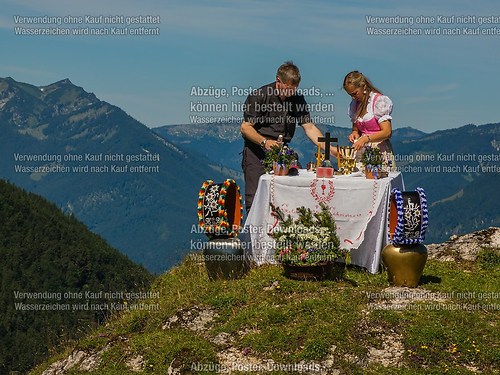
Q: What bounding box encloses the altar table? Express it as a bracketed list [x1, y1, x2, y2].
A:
[240, 170, 404, 273]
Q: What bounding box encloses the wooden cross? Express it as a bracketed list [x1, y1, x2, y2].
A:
[317, 132, 338, 160]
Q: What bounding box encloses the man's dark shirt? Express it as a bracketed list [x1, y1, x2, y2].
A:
[243, 82, 311, 145]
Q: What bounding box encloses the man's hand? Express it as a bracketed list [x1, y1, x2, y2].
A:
[302, 122, 337, 157]
[263, 139, 282, 150]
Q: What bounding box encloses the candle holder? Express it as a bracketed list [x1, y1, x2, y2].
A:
[337, 146, 356, 174]
[315, 147, 325, 169]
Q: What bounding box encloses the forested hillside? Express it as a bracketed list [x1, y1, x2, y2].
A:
[0, 179, 153, 374]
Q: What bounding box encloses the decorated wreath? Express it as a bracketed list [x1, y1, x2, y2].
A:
[388, 187, 429, 245]
[198, 179, 243, 239]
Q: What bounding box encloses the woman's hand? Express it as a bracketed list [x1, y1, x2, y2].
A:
[348, 131, 360, 143]
[353, 134, 370, 150]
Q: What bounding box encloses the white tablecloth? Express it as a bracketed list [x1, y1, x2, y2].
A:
[240, 170, 404, 273]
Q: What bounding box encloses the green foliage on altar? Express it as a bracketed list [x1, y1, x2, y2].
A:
[269, 202, 345, 266]
[262, 145, 298, 173]
[360, 144, 384, 168]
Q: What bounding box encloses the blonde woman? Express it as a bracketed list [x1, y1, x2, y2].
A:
[343, 71, 396, 171]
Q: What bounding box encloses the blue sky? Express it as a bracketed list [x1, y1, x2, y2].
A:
[1, 0, 499, 133]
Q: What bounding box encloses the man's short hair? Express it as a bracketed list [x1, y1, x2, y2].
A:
[276, 61, 301, 85]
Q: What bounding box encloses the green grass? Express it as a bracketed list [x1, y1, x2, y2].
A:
[31, 249, 500, 374]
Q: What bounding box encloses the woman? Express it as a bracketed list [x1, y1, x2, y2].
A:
[343, 71, 395, 171]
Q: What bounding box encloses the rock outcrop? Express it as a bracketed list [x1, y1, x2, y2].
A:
[427, 227, 500, 262]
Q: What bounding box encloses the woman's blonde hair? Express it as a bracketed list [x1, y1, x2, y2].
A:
[343, 71, 382, 120]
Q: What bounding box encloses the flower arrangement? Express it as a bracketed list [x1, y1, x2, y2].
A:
[360, 145, 390, 178]
[262, 145, 297, 173]
[269, 202, 346, 266]
[360, 144, 383, 170]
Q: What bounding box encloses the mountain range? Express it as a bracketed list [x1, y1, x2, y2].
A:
[1, 76, 498, 273]
[0, 77, 228, 273]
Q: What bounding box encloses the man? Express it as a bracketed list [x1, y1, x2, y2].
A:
[240, 61, 335, 211]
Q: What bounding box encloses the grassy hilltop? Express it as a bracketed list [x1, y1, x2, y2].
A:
[32, 237, 499, 375]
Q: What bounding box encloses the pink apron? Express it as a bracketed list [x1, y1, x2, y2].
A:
[355, 93, 396, 171]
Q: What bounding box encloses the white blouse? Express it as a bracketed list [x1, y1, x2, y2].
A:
[348, 92, 393, 124]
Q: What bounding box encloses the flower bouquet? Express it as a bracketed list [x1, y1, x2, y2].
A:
[262, 145, 298, 175]
[269, 202, 347, 280]
[360, 145, 389, 179]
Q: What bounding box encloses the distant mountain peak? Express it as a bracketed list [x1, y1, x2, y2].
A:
[40, 78, 80, 92]
[0, 76, 102, 129]
[47, 77, 73, 85]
